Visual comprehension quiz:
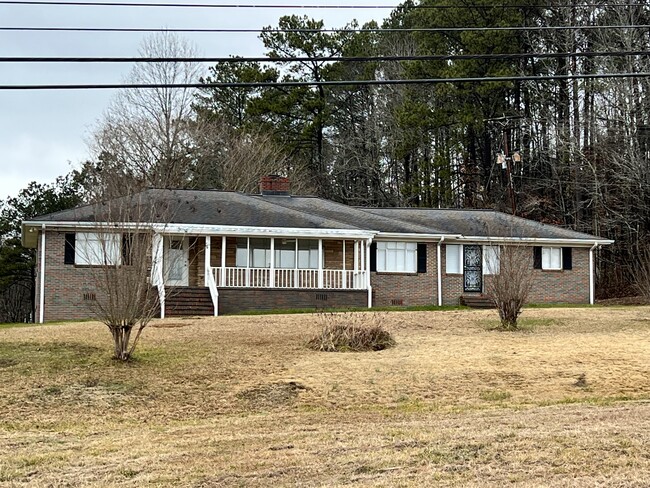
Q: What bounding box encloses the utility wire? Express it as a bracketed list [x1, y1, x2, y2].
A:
[0, 1, 646, 9]
[2, 72, 649, 90]
[2, 24, 649, 33]
[2, 50, 649, 63]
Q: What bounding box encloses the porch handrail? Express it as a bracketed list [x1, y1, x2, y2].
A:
[212, 266, 367, 290]
[206, 265, 219, 316]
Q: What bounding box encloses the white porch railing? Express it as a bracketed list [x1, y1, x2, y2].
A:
[213, 267, 367, 290]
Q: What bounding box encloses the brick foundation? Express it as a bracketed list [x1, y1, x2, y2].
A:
[217, 288, 367, 314]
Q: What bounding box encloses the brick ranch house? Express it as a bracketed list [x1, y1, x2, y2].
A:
[22, 176, 613, 322]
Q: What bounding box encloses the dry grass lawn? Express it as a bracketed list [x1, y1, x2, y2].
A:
[1, 307, 650, 486]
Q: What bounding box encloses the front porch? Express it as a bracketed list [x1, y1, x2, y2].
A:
[151, 233, 373, 317]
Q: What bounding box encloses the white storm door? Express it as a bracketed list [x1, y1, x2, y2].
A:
[164, 236, 189, 286]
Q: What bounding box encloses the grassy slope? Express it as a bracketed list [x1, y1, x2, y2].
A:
[1, 308, 649, 486]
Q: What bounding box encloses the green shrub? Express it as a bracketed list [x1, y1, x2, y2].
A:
[307, 311, 396, 352]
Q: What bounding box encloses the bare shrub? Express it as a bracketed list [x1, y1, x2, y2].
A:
[307, 311, 395, 352]
[485, 245, 534, 330]
[82, 192, 163, 361]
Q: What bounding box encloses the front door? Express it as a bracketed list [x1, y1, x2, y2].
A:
[164, 236, 189, 286]
[463, 245, 482, 292]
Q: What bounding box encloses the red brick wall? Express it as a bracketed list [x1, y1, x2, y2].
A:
[440, 244, 590, 305]
[37, 231, 109, 321]
[36, 232, 592, 321]
[371, 243, 438, 307]
[218, 288, 367, 314]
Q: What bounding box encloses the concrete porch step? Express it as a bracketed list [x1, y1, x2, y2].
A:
[460, 294, 496, 309]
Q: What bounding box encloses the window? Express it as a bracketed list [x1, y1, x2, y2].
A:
[483, 245, 500, 275]
[275, 239, 296, 269]
[235, 238, 272, 268]
[235, 238, 248, 267]
[75, 232, 121, 266]
[250, 238, 271, 268]
[542, 247, 562, 270]
[297, 239, 319, 269]
[446, 244, 463, 274]
[376, 241, 417, 273]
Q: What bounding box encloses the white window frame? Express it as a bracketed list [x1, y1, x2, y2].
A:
[542, 247, 562, 270]
[483, 245, 500, 275]
[445, 244, 463, 274]
[75, 232, 121, 266]
[376, 241, 417, 273]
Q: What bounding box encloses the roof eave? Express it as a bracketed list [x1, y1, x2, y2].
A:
[450, 235, 615, 246]
[21, 220, 377, 241]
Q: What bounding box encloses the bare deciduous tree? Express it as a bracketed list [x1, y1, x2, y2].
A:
[89, 32, 203, 192]
[485, 244, 534, 330]
[190, 120, 314, 194]
[632, 243, 650, 303]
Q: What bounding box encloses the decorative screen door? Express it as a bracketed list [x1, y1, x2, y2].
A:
[463, 245, 482, 292]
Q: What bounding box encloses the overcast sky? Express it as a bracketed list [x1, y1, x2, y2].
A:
[0, 0, 396, 199]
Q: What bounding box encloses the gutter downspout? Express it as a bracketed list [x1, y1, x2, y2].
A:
[437, 236, 445, 307]
[589, 241, 598, 305]
[39, 224, 46, 323]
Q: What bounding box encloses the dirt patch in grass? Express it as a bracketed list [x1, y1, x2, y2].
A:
[1, 307, 649, 486]
[237, 381, 308, 409]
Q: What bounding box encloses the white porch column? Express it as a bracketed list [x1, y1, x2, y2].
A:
[204, 235, 211, 286]
[353, 241, 359, 288]
[246, 238, 251, 287]
[38, 224, 46, 323]
[342, 240, 347, 289]
[152, 232, 165, 319]
[318, 239, 324, 288]
[437, 238, 444, 306]
[270, 238, 275, 288]
[366, 239, 372, 308]
[220, 236, 226, 286]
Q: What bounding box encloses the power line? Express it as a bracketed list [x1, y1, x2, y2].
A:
[0, 1, 646, 9]
[2, 72, 649, 90]
[2, 24, 649, 33]
[2, 50, 649, 63]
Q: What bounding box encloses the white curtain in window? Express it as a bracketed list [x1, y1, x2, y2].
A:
[376, 241, 417, 273]
[75, 232, 120, 266]
[235, 238, 248, 267]
[483, 245, 500, 275]
[275, 239, 296, 269]
[297, 240, 319, 269]
[249, 238, 271, 268]
[446, 244, 462, 274]
[542, 247, 562, 270]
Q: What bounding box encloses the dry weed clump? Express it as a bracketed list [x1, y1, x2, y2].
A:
[307, 311, 396, 352]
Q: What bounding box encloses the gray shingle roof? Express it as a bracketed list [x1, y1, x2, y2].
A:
[364, 208, 601, 240]
[26, 188, 606, 242]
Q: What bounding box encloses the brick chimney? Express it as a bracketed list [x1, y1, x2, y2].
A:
[259, 175, 291, 196]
